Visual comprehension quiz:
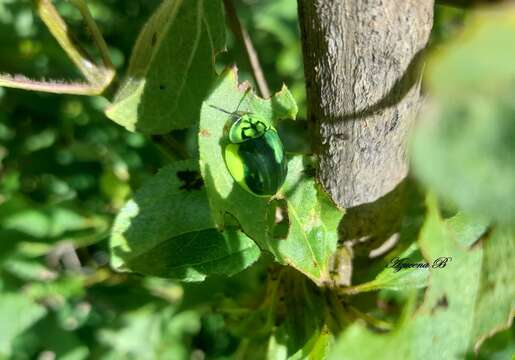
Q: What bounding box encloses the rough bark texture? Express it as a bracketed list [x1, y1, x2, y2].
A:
[298, 0, 434, 209]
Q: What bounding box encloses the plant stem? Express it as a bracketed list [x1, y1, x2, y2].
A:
[223, 0, 271, 99]
[0, 0, 114, 95]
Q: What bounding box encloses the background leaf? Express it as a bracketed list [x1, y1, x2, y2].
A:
[471, 227, 515, 351]
[344, 244, 429, 294]
[330, 196, 511, 360]
[277, 156, 344, 284]
[99, 305, 201, 360]
[411, 9, 515, 227]
[106, 0, 226, 134]
[0, 293, 47, 357]
[110, 161, 260, 281]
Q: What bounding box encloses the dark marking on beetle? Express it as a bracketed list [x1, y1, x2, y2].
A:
[431, 295, 448, 314]
[177, 170, 204, 191]
[151, 32, 158, 46]
[159, 84, 166, 90]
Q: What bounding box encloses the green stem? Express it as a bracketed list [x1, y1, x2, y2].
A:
[346, 305, 393, 331]
[69, 0, 114, 70]
[0, 0, 114, 95]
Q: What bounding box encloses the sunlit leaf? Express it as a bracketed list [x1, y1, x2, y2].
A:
[199, 68, 343, 284]
[0, 293, 47, 357]
[330, 196, 512, 359]
[110, 161, 260, 281]
[106, 0, 226, 134]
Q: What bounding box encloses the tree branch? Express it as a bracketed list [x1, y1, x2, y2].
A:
[297, 1, 434, 280]
[297, 0, 433, 209]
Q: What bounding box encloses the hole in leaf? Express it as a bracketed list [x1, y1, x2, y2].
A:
[431, 295, 448, 314]
[271, 199, 289, 240]
[177, 170, 204, 191]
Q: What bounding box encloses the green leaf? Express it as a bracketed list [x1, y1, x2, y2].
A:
[470, 227, 515, 351]
[337, 191, 427, 295]
[118, 228, 261, 282]
[275, 272, 327, 357]
[224, 268, 331, 359]
[474, 327, 515, 360]
[446, 212, 489, 248]
[329, 321, 411, 360]
[99, 305, 200, 360]
[110, 161, 260, 281]
[198, 68, 297, 255]
[29, 316, 90, 360]
[426, 10, 515, 96]
[278, 156, 344, 284]
[199, 69, 342, 284]
[408, 195, 484, 360]
[23, 276, 85, 302]
[291, 328, 335, 360]
[267, 327, 335, 360]
[0, 293, 47, 358]
[198, 68, 291, 243]
[1, 201, 92, 240]
[3, 259, 56, 282]
[106, 0, 226, 134]
[411, 9, 515, 227]
[343, 244, 429, 294]
[330, 196, 513, 359]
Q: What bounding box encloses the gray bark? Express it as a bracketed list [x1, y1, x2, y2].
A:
[298, 0, 434, 209]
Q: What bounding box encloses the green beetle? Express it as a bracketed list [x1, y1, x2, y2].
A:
[210, 100, 287, 197]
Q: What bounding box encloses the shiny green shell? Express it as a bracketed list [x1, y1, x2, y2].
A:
[224, 113, 287, 196]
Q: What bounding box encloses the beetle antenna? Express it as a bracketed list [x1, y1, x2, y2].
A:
[210, 88, 252, 115]
[209, 105, 233, 115]
[235, 88, 251, 112]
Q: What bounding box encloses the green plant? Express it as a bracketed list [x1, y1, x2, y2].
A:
[0, 1, 513, 359]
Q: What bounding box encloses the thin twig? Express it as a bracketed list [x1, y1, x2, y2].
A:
[70, 0, 114, 69]
[37, 0, 115, 87]
[223, 0, 271, 99]
[0, 74, 105, 95]
[0, 0, 114, 95]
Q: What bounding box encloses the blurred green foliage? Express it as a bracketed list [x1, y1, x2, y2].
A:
[0, 1, 513, 359]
